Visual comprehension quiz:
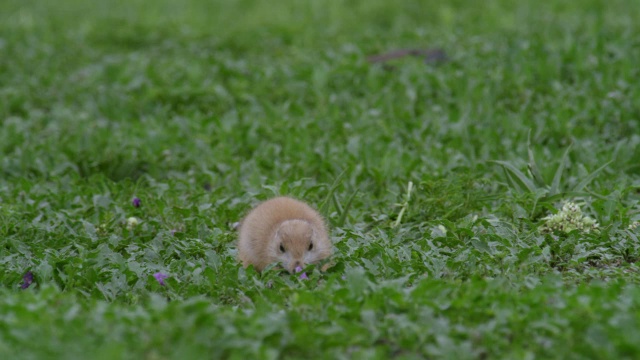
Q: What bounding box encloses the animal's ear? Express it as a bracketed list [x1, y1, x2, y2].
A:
[274, 222, 286, 240]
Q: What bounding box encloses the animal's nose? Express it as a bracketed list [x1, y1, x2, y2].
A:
[293, 261, 303, 272]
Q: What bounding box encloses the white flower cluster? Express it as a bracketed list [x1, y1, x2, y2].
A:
[629, 221, 640, 231]
[540, 202, 599, 234]
[126, 217, 140, 230]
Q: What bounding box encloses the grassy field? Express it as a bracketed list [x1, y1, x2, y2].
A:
[2, 0, 640, 358]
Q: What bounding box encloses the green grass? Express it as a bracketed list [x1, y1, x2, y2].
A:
[1, 0, 640, 358]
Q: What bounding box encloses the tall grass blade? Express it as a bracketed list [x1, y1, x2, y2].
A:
[337, 190, 359, 227]
[549, 144, 573, 196]
[489, 160, 537, 193]
[527, 131, 546, 187]
[573, 160, 612, 192]
[318, 168, 347, 216]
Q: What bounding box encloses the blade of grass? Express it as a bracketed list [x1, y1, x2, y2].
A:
[572, 160, 612, 192]
[442, 203, 464, 219]
[337, 190, 359, 227]
[539, 191, 601, 204]
[549, 143, 573, 196]
[393, 181, 413, 228]
[489, 160, 537, 193]
[527, 130, 546, 188]
[332, 192, 343, 215]
[318, 168, 347, 216]
[502, 168, 523, 193]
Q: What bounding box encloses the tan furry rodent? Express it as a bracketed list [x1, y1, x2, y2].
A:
[237, 196, 332, 273]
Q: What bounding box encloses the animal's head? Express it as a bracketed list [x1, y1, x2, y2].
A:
[271, 219, 331, 273]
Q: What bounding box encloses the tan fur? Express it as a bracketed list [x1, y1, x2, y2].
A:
[237, 197, 332, 273]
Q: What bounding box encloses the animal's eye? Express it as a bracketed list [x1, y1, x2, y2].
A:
[279, 244, 285, 253]
[308, 242, 313, 251]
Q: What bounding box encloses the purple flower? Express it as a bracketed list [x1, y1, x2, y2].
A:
[153, 272, 169, 286]
[132, 197, 141, 208]
[293, 266, 308, 280]
[21, 271, 34, 289]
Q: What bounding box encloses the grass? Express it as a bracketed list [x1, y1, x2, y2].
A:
[1, 0, 640, 358]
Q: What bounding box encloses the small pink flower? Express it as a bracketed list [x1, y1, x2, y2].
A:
[294, 266, 308, 280]
[21, 271, 34, 289]
[153, 272, 169, 286]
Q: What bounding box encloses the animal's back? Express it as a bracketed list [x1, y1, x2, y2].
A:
[237, 197, 327, 266]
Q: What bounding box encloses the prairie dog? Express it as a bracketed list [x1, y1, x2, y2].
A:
[238, 197, 332, 273]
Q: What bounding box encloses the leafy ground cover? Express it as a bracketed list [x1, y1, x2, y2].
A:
[1, 0, 640, 358]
